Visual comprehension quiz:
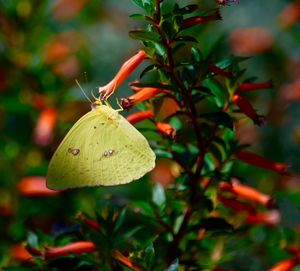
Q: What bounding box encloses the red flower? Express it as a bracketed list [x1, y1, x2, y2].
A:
[18, 176, 60, 197]
[77, 212, 100, 231]
[230, 27, 273, 56]
[120, 87, 165, 109]
[10, 245, 34, 262]
[182, 10, 222, 28]
[219, 180, 273, 207]
[278, 3, 300, 29]
[99, 50, 146, 100]
[33, 107, 58, 146]
[217, 195, 256, 213]
[232, 94, 265, 126]
[235, 151, 288, 175]
[156, 122, 176, 139]
[236, 81, 273, 93]
[126, 111, 154, 124]
[246, 210, 280, 226]
[208, 64, 233, 78]
[269, 258, 299, 271]
[45, 241, 96, 259]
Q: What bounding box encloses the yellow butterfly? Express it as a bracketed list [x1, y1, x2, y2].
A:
[47, 99, 156, 190]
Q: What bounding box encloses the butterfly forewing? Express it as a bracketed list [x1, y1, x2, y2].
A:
[47, 105, 155, 190]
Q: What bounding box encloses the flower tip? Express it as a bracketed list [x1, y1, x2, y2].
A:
[254, 115, 266, 126]
[120, 98, 133, 110]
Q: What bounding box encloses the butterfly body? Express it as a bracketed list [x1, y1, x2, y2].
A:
[47, 104, 155, 190]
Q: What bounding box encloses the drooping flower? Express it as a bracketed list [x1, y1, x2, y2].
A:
[219, 180, 273, 207]
[208, 64, 233, 78]
[230, 27, 273, 56]
[45, 241, 96, 259]
[269, 258, 299, 271]
[246, 209, 280, 226]
[18, 176, 60, 197]
[236, 81, 273, 93]
[235, 151, 288, 175]
[112, 251, 144, 271]
[217, 195, 256, 213]
[10, 245, 34, 262]
[232, 94, 265, 126]
[33, 107, 58, 146]
[99, 50, 146, 100]
[182, 10, 222, 28]
[126, 111, 154, 124]
[156, 122, 176, 139]
[77, 212, 100, 231]
[120, 87, 166, 109]
[278, 2, 300, 29]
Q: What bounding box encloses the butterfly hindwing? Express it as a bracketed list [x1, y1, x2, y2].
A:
[47, 105, 155, 189]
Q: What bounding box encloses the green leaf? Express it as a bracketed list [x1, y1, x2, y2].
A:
[27, 231, 39, 248]
[154, 149, 173, 159]
[144, 243, 155, 266]
[201, 112, 234, 130]
[152, 183, 166, 207]
[173, 4, 198, 15]
[129, 13, 146, 20]
[131, 0, 155, 15]
[204, 79, 229, 107]
[140, 64, 159, 79]
[129, 30, 161, 43]
[174, 35, 197, 43]
[167, 258, 179, 271]
[113, 208, 127, 233]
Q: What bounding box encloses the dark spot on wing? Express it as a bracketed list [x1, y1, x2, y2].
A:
[68, 148, 80, 156]
[94, 126, 97, 129]
[103, 149, 115, 158]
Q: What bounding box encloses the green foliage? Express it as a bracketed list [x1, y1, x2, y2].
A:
[1, 0, 300, 270]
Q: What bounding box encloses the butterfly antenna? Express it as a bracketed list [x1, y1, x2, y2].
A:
[84, 72, 89, 86]
[75, 79, 92, 103]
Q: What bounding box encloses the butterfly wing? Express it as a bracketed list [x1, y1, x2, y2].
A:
[47, 105, 155, 190]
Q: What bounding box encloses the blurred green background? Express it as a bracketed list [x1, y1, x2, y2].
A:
[1, 0, 300, 270]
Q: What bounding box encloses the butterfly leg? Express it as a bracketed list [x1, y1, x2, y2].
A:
[115, 98, 124, 112]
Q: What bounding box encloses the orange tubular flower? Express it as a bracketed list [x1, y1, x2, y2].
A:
[232, 94, 265, 126]
[120, 87, 165, 109]
[269, 258, 299, 271]
[217, 195, 256, 213]
[45, 241, 96, 259]
[11, 245, 34, 262]
[18, 176, 60, 197]
[113, 251, 143, 271]
[235, 151, 288, 175]
[246, 210, 280, 226]
[278, 3, 300, 29]
[219, 181, 273, 207]
[98, 50, 146, 100]
[182, 10, 222, 28]
[236, 81, 273, 93]
[156, 122, 176, 139]
[126, 111, 154, 124]
[208, 64, 233, 78]
[33, 107, 58, 146]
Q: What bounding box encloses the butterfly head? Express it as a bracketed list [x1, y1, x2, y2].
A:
[91, 99, 102, 110]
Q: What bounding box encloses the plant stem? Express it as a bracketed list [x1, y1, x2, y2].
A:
[153, 0, 206, 266]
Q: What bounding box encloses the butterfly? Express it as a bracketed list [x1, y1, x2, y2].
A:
[47, 100, 156, 190]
